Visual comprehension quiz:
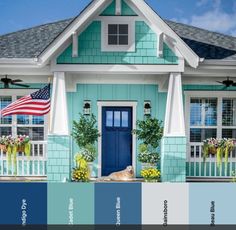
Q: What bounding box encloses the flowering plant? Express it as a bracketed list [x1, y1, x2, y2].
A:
[0, 135, 31, 175]
[141, 168, 161, 182]
[202, 138, 236, 168]
[72, 154, 90, 182]
[137, 143, 160, 164]
[72, 167, 90, 182]
[80, 144, 97, 163]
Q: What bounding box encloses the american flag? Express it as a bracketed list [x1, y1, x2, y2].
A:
[0, 84, 51, 117]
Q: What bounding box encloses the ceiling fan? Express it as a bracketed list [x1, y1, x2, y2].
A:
[0, 75, 29, 89]
[217, 77, 236, 88]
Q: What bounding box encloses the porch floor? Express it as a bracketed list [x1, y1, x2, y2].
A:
[0, 176, 47, 182]
[92, 178, 144, 183]
[186, 177, 234, 182]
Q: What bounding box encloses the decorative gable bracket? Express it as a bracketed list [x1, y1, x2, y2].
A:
[116, 0, 121, 15]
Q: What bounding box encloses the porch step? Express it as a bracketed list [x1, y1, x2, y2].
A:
[187, 177, 234, 182]
[0, 176, 47, 182]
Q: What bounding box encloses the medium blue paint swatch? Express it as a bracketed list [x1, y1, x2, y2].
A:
[0, 183, 47, 225]
[95, 183, 142, 225]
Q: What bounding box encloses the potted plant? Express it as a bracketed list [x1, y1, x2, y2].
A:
[202, 138, 235, 172]
[132, 117, 163, 169]
[71, 113, 100, 177]
[141, 167, 161, 182]
[232, 171, 236, 183]
[72, 154, 90, 182]
[0, 135, 31, 175]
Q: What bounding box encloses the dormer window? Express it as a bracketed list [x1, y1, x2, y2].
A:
[101, 18, 135, 52]
[108, 24, 128, 45]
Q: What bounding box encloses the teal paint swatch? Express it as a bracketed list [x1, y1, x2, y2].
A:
[47, 183, 94, 225]
[95, 183, 142, 225]
[189, 183, 236, 225]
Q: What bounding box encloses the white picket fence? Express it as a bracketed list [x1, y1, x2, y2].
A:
[187, 143, 236, 178]
[0, 141, 47, 177]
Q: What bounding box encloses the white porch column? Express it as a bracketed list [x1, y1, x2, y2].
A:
[161, 72, 187, 182]
[49, 72, 69, 135]
[164, 72, 185, 136]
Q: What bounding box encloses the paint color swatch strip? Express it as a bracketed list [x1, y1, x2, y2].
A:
[0, 183, 236, 225]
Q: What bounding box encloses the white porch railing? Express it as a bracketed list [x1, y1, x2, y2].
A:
[0, 141, 47, 177]
[187, 143, 236, 178]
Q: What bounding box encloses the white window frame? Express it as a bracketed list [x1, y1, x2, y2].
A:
[185, 91, 236, 144]
[0, 89, 48, 141]
[101, 17, 135, 52]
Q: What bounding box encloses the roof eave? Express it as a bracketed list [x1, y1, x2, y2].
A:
[133, 0, 200, 68]
[38, 0, 112, 65]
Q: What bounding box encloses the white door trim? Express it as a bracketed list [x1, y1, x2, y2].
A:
[97, 101, 137, 178]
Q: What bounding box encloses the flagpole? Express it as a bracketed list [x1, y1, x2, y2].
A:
[47, 76, 53, 135]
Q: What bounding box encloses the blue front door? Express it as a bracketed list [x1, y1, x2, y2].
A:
[102, 107, 132, 176]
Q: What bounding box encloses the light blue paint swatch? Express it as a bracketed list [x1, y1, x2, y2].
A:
[189, 183, 236, 225]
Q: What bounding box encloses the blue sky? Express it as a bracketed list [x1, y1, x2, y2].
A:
[0, 0, 236, 36]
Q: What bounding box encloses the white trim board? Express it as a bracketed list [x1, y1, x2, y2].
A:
[51, 63, 184, 73]
[65, 74, 164, 92]
[97, 101, 137, 178]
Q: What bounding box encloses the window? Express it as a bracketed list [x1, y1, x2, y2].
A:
[188, 95, 236, 142]
[0, 94, 47, 141]
[189, 98, 217, 142]
[108, 24, 128, 45]
[105, 110, 129, 128]
[101, 19, 135, 52]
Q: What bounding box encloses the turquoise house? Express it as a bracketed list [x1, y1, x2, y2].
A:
[0, 0, 236, 182]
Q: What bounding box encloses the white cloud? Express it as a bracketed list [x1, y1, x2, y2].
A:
[196, 0, 209, 7]
[174, 0, 236, 36]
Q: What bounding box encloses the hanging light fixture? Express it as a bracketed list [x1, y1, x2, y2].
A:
[144, 101, 151, 116]
[83, 101, 91, 116]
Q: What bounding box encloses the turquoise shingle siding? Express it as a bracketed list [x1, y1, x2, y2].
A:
[100, 0, 137, 16]
[67, 84, 166, 177]
[47, 135, 71, 182]
[57, 21, 178, 65]
[161, 137, 187, 182]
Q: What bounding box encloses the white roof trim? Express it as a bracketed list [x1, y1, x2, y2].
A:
[38, 0, 112, 65]
[129, 0, 200, 68]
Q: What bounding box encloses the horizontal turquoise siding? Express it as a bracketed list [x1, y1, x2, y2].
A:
[67, 84, 166, 177]
[57, 21, 178, 65]
[183, 85, 236, 91]
[100, 0, 137, 16]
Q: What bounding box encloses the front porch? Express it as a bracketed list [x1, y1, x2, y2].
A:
[0, 141, 47, 180]
[187, 142, 236, 181]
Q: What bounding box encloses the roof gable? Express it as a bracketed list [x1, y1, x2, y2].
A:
[57, 20, 179, 65]
[37, 0, 199, 68]
[1, 0, 236, 65]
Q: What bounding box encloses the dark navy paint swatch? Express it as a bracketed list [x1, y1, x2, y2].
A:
[0, 183, 47, 225]
[95, 183, 142, 225]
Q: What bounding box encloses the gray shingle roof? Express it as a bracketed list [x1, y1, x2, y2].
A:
[0, 17, 236, 60]
[0, 19, 73, 58]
